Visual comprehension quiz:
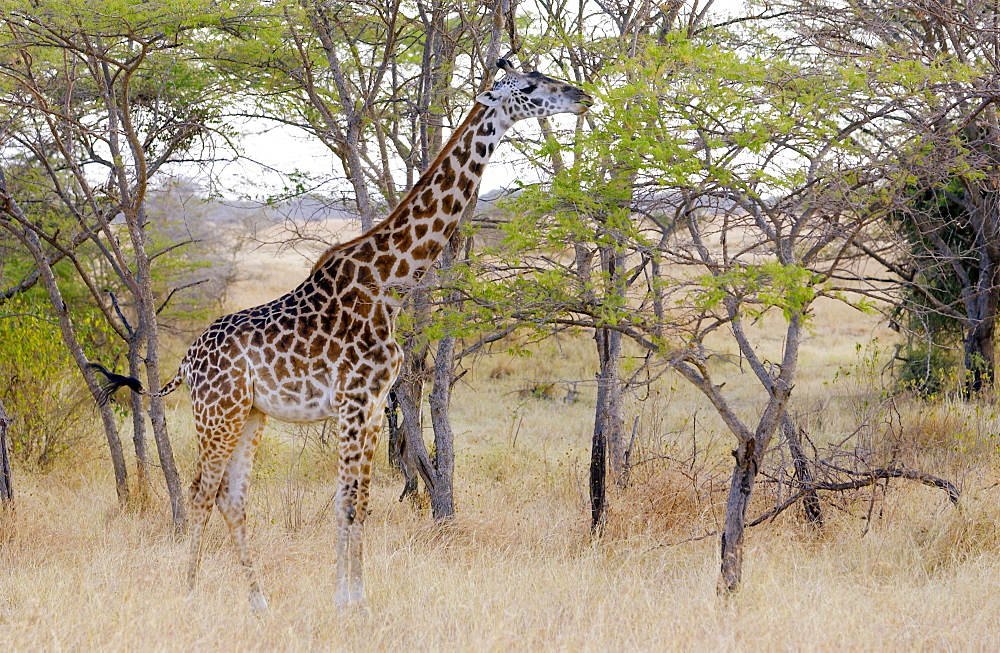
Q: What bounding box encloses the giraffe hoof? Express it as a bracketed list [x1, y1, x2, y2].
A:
[337, 600, 369, 617]
[334, 590, 368, 614]
[249, 591, 270, 617]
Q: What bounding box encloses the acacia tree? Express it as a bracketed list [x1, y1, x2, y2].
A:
[0, 0, 249, 524]
[782, 0, 1000, 395]
[464, 8, 911, 587]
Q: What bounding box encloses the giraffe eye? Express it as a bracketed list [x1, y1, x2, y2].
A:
[522, 84, 537, 94]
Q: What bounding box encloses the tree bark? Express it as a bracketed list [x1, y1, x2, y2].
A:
[423, 226, 467, 520]
[964, 312, 996, 395]
[427, 332, 456, 519]
[396, 289, 431, 501]
[386, 389, 404, 471]
[717, 324, 799, 592]
[127, 342, 151, 499]
[595, 326, 627, 483]
[395, 371, 423, 501]
[595, 243, 628, 484]
[0, 397, 13, 505]
[589, 417, 607, 532]
[783, 416, 822, 526]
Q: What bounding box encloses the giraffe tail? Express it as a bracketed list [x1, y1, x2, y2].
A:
[89, 362, 185, 407]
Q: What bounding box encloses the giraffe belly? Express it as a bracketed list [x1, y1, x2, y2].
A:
[251, 378, 337, 423]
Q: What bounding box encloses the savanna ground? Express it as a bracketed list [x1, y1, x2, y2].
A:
[3, 223, 1000, 650]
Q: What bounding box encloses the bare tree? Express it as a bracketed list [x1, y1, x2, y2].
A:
[781, 0, 1000, 395]
[0, 1, 247, 525]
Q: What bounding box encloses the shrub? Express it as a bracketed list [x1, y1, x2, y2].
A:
[896, 341, 960, 397]
[0, 298, 90, 466]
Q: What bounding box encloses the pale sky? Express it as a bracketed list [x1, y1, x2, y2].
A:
[205, 0, 751, 202]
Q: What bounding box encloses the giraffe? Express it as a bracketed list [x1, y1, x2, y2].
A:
[93, 60, 592, 613]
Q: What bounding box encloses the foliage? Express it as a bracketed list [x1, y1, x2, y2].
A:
[896, 341, 961, 398]
[0, 297, 104, 465]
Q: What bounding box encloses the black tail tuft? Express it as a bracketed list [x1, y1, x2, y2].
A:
[89, 363, 144, 407]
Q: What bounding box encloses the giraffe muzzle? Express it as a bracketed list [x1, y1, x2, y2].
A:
[572, 94, 594, 114]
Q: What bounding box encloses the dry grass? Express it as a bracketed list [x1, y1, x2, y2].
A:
[4, 242, 1000, 650]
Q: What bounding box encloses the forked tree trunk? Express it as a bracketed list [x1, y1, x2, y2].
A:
[717, 331, 800, 592]
[0, 398, 13, 505]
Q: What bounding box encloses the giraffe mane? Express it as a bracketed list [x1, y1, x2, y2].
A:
[310, 102, 489, 277]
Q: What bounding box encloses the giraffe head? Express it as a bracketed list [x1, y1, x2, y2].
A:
[476, 59, 592, 123]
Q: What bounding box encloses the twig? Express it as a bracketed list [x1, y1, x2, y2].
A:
[156, 279, 209, 315]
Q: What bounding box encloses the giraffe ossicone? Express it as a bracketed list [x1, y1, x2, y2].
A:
[92, 60, 591, 613]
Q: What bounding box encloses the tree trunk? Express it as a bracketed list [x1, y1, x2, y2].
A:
[129, 205, 186, 531]
[783, 416, 822, 526]
[423, 224, 468, 520]
[716, 313, 802, 593]
[0, 178, 130, 503]
[589, 418, 607, 532]
[427, 333, 456, 519]
[719, 437, 759, 592]
[395, 374, 423, 501]
[395, 289, 431, 501]
[0, 397, 13, 505]
[964, 315, 995, 395]
[595, 242, 628, 484]
[386, 389, 404, 471]
[127, 342, 151, 499]
[595, 326, 627, 483]
[963, 204, 1000, 396]
[590, 325, 626, 530]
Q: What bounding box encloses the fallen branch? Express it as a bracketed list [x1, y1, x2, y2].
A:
[653, 465, 961, 546]
[750, 465, 960, 528]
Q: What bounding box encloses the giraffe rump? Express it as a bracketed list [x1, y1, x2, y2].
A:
[89, 363, 144, 407]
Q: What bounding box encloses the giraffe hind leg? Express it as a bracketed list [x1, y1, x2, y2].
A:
[187, 411, 247, 593]
[215, 408, 269, 615]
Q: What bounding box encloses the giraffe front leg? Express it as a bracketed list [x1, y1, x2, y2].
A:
[348, 421, 379, 604]
[334, 398, 375, 611]
[333, 479, 358, 610]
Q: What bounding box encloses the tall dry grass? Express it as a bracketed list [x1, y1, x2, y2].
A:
[3, 241, 1000, 650]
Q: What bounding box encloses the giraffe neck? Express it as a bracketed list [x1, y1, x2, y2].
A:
[336, 103, 510, 289]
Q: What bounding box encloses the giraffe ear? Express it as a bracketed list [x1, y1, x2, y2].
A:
[476, 89, 506, 106]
